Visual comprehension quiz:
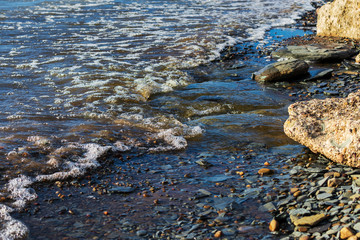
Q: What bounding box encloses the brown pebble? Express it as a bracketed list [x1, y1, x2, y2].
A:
[258, 168, 274, 176]
[293, 190, 302, 197]
[269, 219, 279, 232]
[290, 187, 299, 194]
[328, 178, 342, 187]
[214, 230, 222, 238]
[324, 171, 341, 178]
[348, 236, 358, 240]
[299, 236, 310, 240]
[297, 226, 308, 232]
[340, 226, 355, 239]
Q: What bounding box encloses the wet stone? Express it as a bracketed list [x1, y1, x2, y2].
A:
[316, 192, 333, 200]
[108, 186, 135, 194]
[221, 228, 236, 236]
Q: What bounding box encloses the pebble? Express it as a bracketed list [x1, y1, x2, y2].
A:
[269, 219, 279, 232]
[136, 230, 147, 237]
[258, 168, 274, 175]
[292, 213, 327, 227]
[340, 226, 355, 239]
[214, 230, 222, 238]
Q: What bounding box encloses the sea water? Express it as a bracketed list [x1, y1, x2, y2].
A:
[0, 0, 318, 238]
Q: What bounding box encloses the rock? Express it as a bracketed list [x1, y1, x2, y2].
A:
[258, 168, 274, 175]
[328, 178, 343, 187]
[284, 90, 360, 168]
[136, 230, 147, 237]
[353, 222, 360, 232]
[305, 69, 333, 81]
[272, 44, 357, 62]
[292, 213, 327, 227]
[317, 0, 360, 39]
[108, 186, 135, 194]
[214, 230, 222, 238]
[299, 236, 310, 240]
[316, 193, 333, 200]
[324, 171, 341, 178]
[356, 54, 360, 64]
[221, 228, 236, 236]
[252, 59, 309, 82]
[340, 226, 355, 239]
[269, 219, 279, 232]
[260, 202, 277, 212]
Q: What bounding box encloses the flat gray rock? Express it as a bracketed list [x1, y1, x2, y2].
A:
[272, 44, 357, 62]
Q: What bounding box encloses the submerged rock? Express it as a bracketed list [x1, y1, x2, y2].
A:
[252, 59, 309, 82]
[272, 44, 357, 62]
[317, 0, 360, 39]
[284, 90, 360, 168]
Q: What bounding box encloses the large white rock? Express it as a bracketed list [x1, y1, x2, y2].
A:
[284, 90, 360, 168]
[317, 0, 360, 39]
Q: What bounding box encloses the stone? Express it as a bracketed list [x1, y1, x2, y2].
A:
[317, 0, 360, 39]
[292, 213, 327, 227]
[272, 44, 357, 62]
[316, 193, 333, 200]
[340, 226, 355, 239]
[328, 178, 343, 187]
[258, 168, 274, 175]
[108, 186, 135, 193]
[324, 171, 341, 178]
[356, 54, 360, 64]
[221, 228, 236, 236]
[299, 236, 310, 240]
[260, 202, 277, 212]
[353, 222, 360, 232]
[289, 208, 311, 217]
[136, 230, 147, 237]
[214, 230, 222, 238]
[269, 219, 279, 232]
[252, 59, 309, 82]
[305, 69, 333, 82]
[284, 90, 360, 168]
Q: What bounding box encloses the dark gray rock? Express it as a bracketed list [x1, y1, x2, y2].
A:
[108, 186, 135, 193]
[252, 59, 309, 82]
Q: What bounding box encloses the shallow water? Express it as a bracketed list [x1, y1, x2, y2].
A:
[0, 0, 318, 238]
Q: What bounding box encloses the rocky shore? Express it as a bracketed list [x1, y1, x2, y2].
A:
[9, 1, 360, 240]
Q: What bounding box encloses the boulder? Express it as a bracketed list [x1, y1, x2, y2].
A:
[272, 44, 357, 62]
[317, 0, 360, 39]
[252, 59, 309, 82]
[284, 90, 360, 168]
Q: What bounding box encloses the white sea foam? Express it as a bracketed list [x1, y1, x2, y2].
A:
[0, 204, 28, 240]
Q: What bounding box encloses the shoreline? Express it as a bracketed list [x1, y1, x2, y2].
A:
[10, 4, 360, 240]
